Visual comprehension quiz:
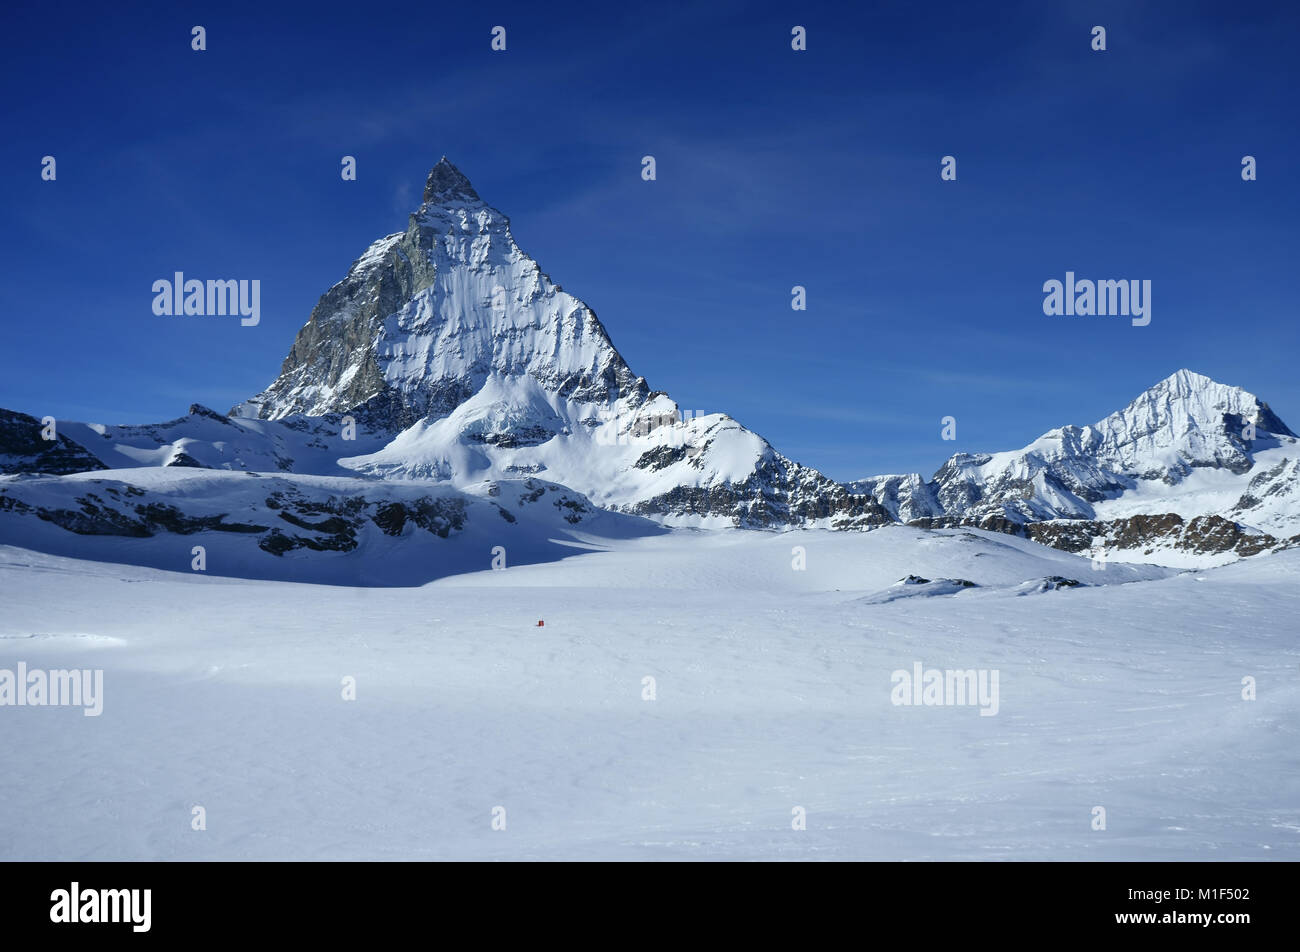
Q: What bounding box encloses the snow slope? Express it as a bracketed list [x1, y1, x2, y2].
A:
[2, 529, 1295, 861]
[0, 468, 663, 585]
[56, 404, 392, 476]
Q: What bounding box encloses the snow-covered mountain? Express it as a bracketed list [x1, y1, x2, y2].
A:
[848, 369, 1300, 563]
[236, 159, 649, 430]
[1, 159, 1297, 571]
[231, 157, 887, 529]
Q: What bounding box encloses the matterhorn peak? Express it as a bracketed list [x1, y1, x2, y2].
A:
[237, 154, 648, 430]
[422, 156, 480, 205]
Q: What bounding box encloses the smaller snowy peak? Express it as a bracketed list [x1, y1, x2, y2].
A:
[1098, 368, 1294, 445]
[187, 404, 235, 425]
[846, 369, 1300, 558]
[1073, 369, 1295, 481]
[422, 157, 482, 206]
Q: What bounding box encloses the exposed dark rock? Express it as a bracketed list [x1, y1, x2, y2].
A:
[30, 495, 267, 537]
[0, 409, 107, 476]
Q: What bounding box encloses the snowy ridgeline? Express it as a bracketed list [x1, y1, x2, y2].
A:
[2, 528, 1297, 861]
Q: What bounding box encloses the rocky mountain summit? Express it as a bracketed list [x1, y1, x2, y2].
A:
[235, 159, 650, 432]
[230, 157, 889, 529]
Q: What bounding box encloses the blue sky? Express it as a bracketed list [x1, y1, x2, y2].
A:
[2, 0, 1297, 480]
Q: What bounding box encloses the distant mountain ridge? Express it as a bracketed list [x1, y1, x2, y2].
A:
[848, 369, 1300, 561]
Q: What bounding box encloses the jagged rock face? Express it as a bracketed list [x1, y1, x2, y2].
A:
[852, 473, 940, 523]
[628, 451, 892, 529]
[1023, 514, 1291, 561]
[235, 158, 649, 432]
[904, 511, 1294, 561]
[1232, 457, 1300, 532]
[926, 447, 1130, 521]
